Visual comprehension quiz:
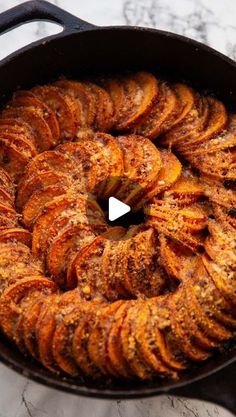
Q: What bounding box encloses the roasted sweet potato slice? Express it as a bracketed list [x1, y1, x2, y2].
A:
[169, 288, 211, 361]
[0, 138, 29, 182]
[22, 296, 47, 359]
[160, 94, 209, 147]
[2, 106, 55, 151]
[134, 82, 178, 140]
[163, 169, 204, 206]
[24, 150, 78, 179]
[147, 299, 187, 370]
[111, 72, 159, 131]
[0, 132, 37, 159]
[32, 85, 78, 140]
[23, 184, 67, 229]
[115, 135, 162, 208]
[159, 235, 199, 282]
[0, 166, 15, 194]
[0, 118, 36, 147]
[87, 301, 124, 376]
[55, 79, 97, 127]
[46, 225, 100, 288]
[124, 228, 166, 298]
[0, 228, 31, 246]
[17, 169, 71, 211]
[181, 97, 228, 154]
[170, 83, 195, 128]
[0, 276, 58, 343]
[120, 302, 153, 379]
[134, 149, 182, 211]
[72, 301, 103, 378]
[132, 301, 176, 377]
[85, 82, 114, 132]
[202, 178, 236, 209]
[191, 149, 236, 181]
[0, 187, 14, 207]
[10, 90, 60, 144]
[107, 301, 134, 378]
[32, 193, 104, 259]
[78, 132, 124, 197]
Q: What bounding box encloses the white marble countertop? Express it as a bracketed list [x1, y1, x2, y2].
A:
[0, 1, 235, 416]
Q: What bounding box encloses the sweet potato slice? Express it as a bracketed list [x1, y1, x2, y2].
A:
[72, 301, 103, 378]
[0, 276, 58, 343]
[120, 302, 153, 379]
[0, 187, 14, 207]
[134, 149, 182, 211]
[202, 178, 236, 209]
[87, 82, 114, 132]
[147, 299, 187, 370]
[17, 170, 71, 211]
[0, 228, 31, 246]
[132, 301, 176, 377]
[115, 135, 162, 208]
[55, 79, 97, 127]
[159, 235, 199, 282]
[191, 149, 236, 181]
[10, 90, 60, 143]
[23, 184, 67, 229]
[32, 85, 78, 140]
[78, 132, 124, 197]
[0, 166, 15, 194]
[24, 150, 79, 179]
[134, 82, 178, 140]
[160, 94, 209, 147]
[22, 296, 47, 359]
[112, 72, 159, 131]
[2, 106, 55, 151]
[182, 97, 228, 154]
[0, 118, 36, 146]
[163, 169, 204, 206]
[46, 225, 100, 288]
[107, 301, 134, 378]
[170, 288, 211, 361]
[0, 138, 29, 182]
[87, 301, 124, 376]
[0, 132, 37, 159]
[170, 83, 195, 128]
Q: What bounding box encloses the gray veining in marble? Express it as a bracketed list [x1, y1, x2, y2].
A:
[0, 1, 235, 416]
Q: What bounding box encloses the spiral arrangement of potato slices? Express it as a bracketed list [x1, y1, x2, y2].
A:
[0, 71, 235, 381]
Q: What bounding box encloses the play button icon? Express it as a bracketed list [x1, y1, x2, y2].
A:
[108, 197, 131, 222]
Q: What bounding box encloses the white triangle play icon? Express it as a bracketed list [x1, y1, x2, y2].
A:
[108, 197, 131, 221]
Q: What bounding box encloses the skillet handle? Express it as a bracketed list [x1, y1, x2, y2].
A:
[170, 360, 236, 415]
[0, 0, 95, 36]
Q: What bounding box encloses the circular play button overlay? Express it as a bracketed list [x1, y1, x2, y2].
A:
[85, 175, 145, 234]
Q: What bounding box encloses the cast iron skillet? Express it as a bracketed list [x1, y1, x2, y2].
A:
[0, 0, 235, 413]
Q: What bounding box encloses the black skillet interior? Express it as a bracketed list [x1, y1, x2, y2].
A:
[0, 0, 235, 413]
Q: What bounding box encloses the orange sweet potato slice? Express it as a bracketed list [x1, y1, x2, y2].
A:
[0, 118, 36, 146]
[132, 301, 176, 377]
[85, 82, 114, 132]
[0, 277, 58, 342]
[23, 184, 67, 229]
[134, 82, 178, 140]
[112, 72, 159, 131]
[72, 301, 103, 378]
[0, 187, 14, 207]
[115, 134, 162, 208]
[170, 83, 195, 128]
[181, 97, 228, 154]
[0, 166, 15, 194]
[159, 235, 199, 282]
[0, 138, 29, 182]
[46, 225, 100, 288]
[134, 149, 182, 211]
[17, 169, 71, 211]
[107, 301, 134, 378]
[32, 85, 78, 140]
[163, 169, 204, 206]
[10, 90, 60, 144]
[202, 178, 236, 209]
[160, 94, 209, 147]
[168, 289, 210, 361]
[87, 301, 124, 376]
[22, 296, 47, 359]
[55, 79, 97, 127]
[120, 302, 153, 379]
[0, 132, 37, 159]
[0, 228, 31, 246]
[2, 106, 55, 151]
